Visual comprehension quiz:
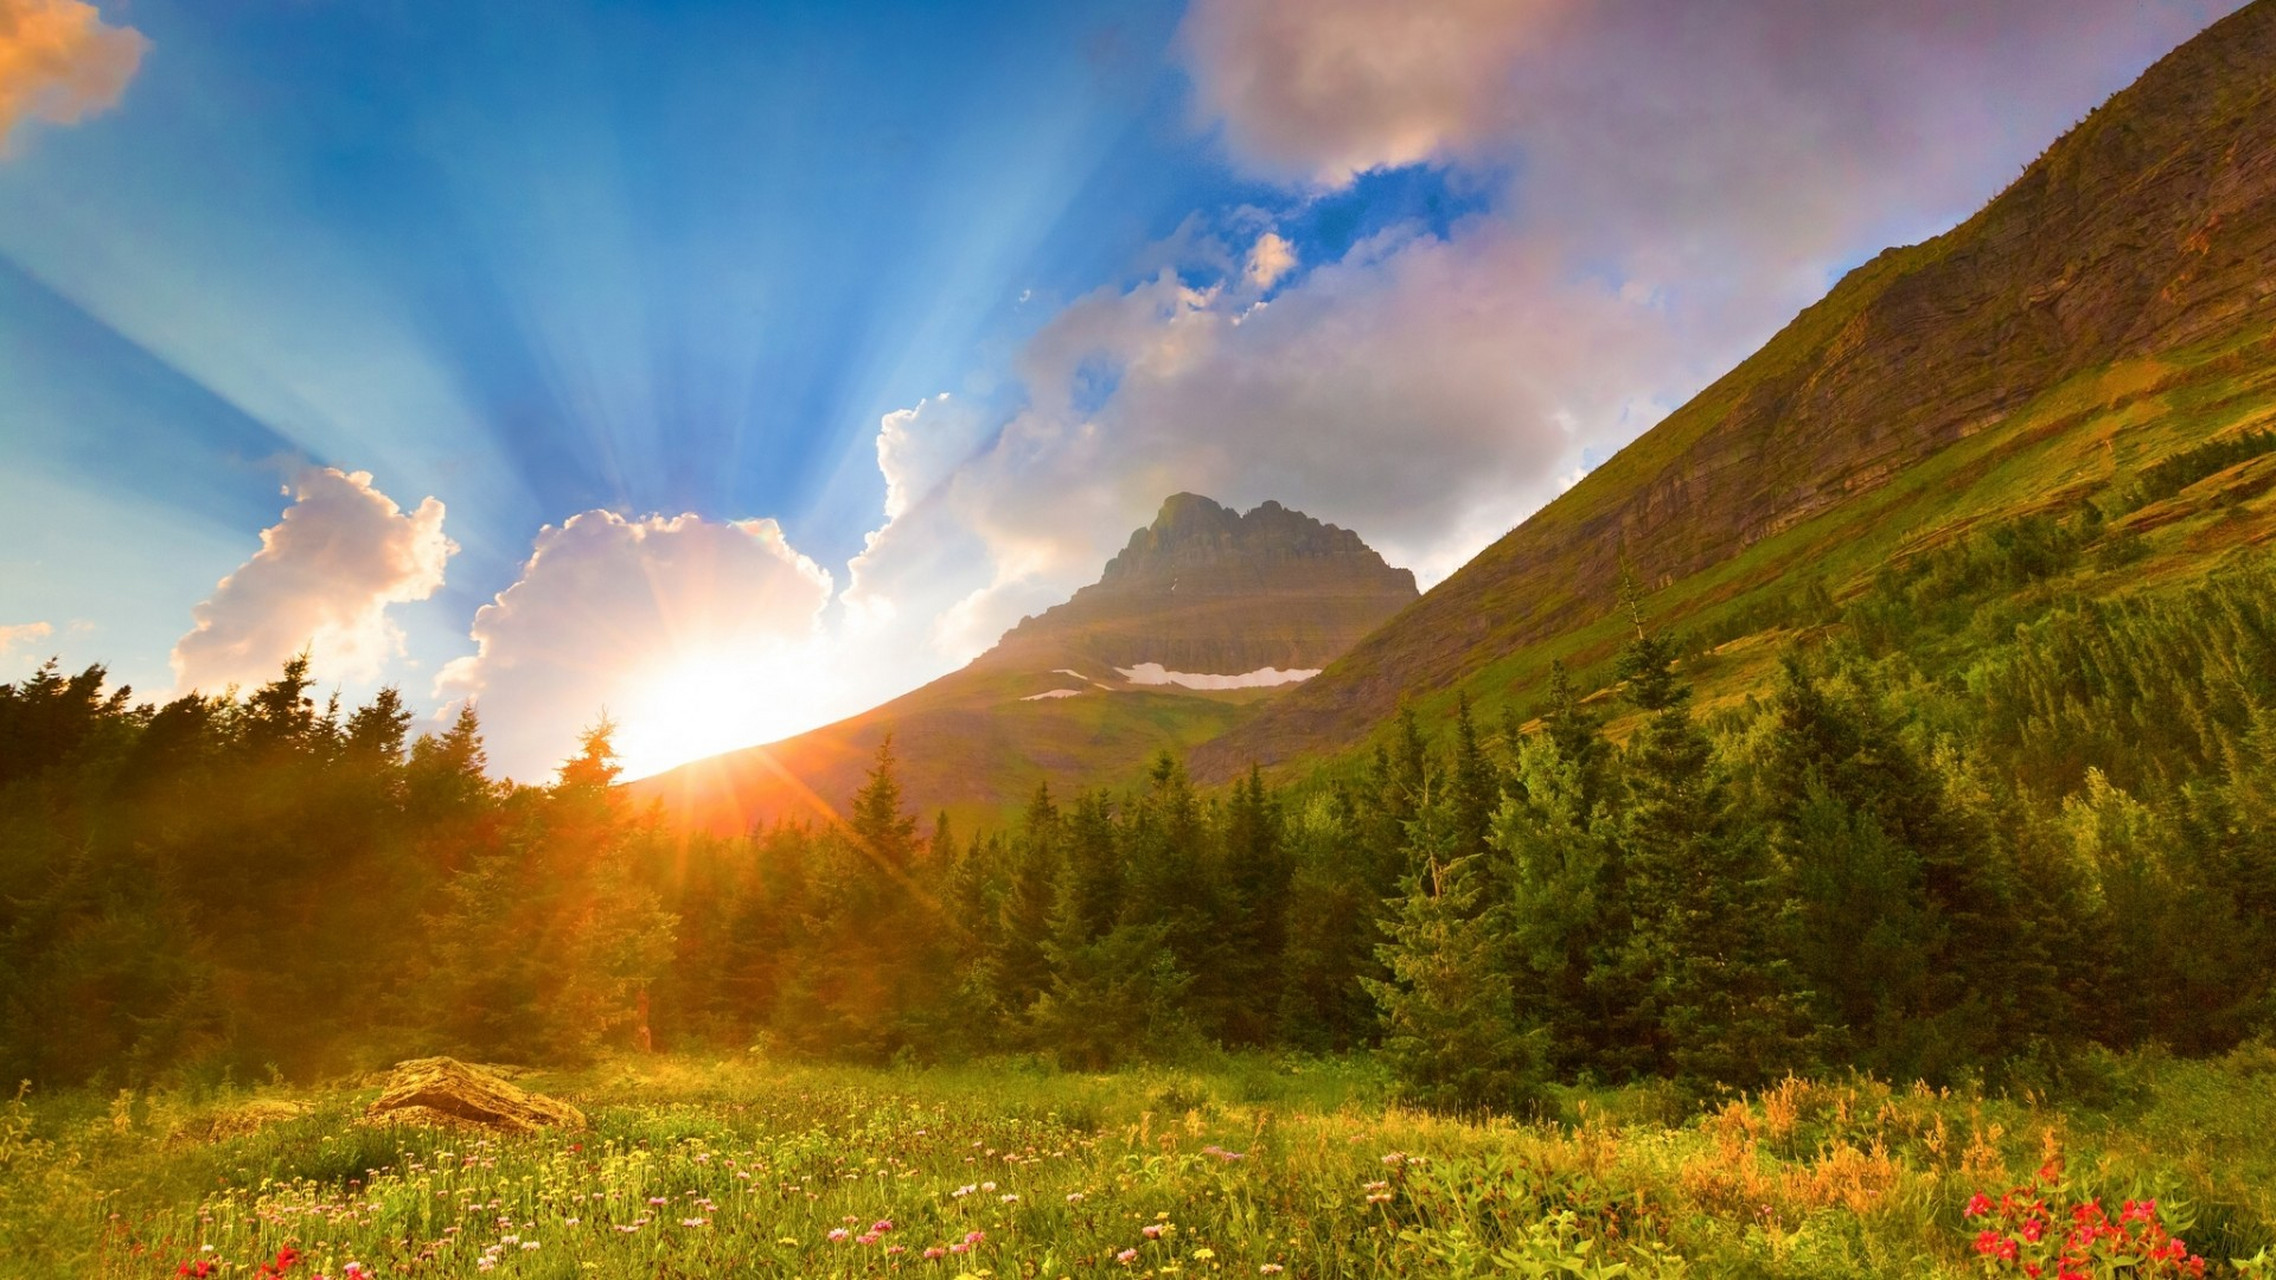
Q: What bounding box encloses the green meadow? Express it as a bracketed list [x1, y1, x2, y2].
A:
[9, 1049, 2275, 1280]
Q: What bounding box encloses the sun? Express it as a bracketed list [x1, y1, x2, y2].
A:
[613, 646, 840, 781]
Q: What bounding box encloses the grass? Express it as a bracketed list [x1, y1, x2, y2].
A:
[9, 1049, 2275, 1278]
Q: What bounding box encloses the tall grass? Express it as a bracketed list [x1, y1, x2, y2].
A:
[3, 1050, 2270, 1278]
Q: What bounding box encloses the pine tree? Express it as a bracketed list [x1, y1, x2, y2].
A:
[1494, 731, 1636, 1077]
[849, 736, 920, 873]
[988, 785, 1062, 1024]
[1365, 803, 1542, 1113]
[1614, 616, 1812, 1089]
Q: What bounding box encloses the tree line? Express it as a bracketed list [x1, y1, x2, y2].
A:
[3, 536, 2274, 1104]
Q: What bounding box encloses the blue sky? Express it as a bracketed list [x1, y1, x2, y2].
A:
[0, 0, 2243, 777]
[5, 0, 1227, 682]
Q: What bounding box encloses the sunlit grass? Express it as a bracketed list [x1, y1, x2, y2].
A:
[3, 1049, 2271, 1278]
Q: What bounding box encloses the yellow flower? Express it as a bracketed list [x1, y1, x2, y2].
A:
[1192, 1247, 1216, 1260]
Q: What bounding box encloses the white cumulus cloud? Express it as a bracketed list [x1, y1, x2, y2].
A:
[172, 468, 454, 695]
[435, 511, 836, 782]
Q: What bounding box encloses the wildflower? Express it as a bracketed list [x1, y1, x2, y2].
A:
[955, 1184, 978, 1198]
[951, 1242, 971, 1254]
[1366, 1193, 1394, 1205]
[683, 1218, 709, 1228]
[1967, 1194, 1995, 1217]
[2023, 1218, 2045, 1243]
[1001, 1193, 1020, 1203]
[924, 1247, 947, 1260]
[873, 1219, 895, 1233]
[828, 1228, 851, 1243]
[520, 1241, 541, 1251]
[966, 1230, 987, 1244]
[1067, 1193, 1086, 1204]
[1193, 1248, 1217, 1260]
[1261, 1267, 1284, 1276]
[1116, 1249, 1139, 1265]
[858, 1232, 881, 1245]
[982, 1181, 998, 1192]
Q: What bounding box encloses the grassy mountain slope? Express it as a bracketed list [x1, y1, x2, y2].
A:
[1194, 0, 2276, 781]
[630, 495, 1415, 832]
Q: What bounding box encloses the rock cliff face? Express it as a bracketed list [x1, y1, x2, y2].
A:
[1195, 0, 2276, 777]
[984, 494, 1418, 676]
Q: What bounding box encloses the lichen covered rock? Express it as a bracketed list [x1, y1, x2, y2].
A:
[363, 1057, 585, 1133]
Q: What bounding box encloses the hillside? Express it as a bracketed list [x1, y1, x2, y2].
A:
[629, 494, 1415, 832]
[1194, 0, 2276, 780]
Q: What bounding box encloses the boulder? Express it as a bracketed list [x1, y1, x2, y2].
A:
[362, 1057, 585, 1133]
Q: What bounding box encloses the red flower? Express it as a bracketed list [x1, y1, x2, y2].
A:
[1967, 1193, 1995, 1217]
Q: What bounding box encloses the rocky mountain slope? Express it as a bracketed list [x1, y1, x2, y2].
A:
[628, 495, 1415, 832]
[1194, 0, 2276, 779]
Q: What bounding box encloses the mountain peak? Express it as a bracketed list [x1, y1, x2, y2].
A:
[1098, 494, 1403, 591]
[988, 493, 1417, 674]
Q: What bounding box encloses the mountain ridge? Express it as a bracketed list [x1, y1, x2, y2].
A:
[1192, 0, 2276, 780]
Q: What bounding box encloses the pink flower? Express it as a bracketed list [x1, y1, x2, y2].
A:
[827, 1228, 849, 1243]
[923, 1247, 946, 1260]
[871, 1219, 894, 1233]
[964, 1230, 986, 1245]
[1143, 1224, 1165, 1239]
[1967, 1194, 1994, 1218]
[1116, 1249, 1139, 1265]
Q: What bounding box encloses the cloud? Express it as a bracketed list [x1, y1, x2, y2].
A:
[1181, 0, 2240, 278]
[172, 468, 455, 695]
[0, 620, 52, 650]
[0, 0, 147, 143]
[876, 393, 993, 524]
[1245, 231, 1298, 289]
[1179, 0, 1563, 186]
[0, 621, 54, 675]
[435, 512, 835, 782]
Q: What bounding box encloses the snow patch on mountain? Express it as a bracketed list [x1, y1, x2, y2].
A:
[1114, 663, 1321, 690]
